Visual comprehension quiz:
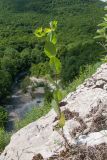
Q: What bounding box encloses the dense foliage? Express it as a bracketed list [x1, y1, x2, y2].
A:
[0, 106, 8, 127]
[0, 128, 10, 152]
[0, 0, 105, 100]
[0, 0, 106, 152]
[95, 5, 107, 55]
[0, 106, 9, 151]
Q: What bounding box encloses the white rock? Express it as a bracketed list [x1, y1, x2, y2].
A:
[78, 130, 107, 146]
[1, 63, 107, 160]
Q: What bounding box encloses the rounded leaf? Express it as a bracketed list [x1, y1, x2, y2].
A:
[58, 112, 65, 128]
[50, 56, 61, 74]
[34, 27, 46, 38]
[53, 89, 63, 102]
[44, 41, 56, 58]
[51, 99, 60, 116]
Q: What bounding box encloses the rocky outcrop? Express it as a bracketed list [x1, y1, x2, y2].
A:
[1, 63, 107, 160]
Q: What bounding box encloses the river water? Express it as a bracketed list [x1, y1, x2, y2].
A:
[5, 72, 44, 132]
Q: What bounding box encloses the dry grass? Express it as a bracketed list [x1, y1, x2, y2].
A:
[48, 143, 107, 160]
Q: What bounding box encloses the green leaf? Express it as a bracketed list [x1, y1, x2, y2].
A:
[58, 112, 65, 128]
[44, 27, 51, 33]
[44, 41, 56, 58]
[50, 20, 58, 31]
[50, 56, 61, 74]
[101, 56, 107, 62]
[34, 27, 46, 38]
[52, 33, 57, 44]
[102, 59, 107, 63]
[47, 32, 57, 44]
[94, 35, 105, 39]
[53, 89, 63, 102]
[98, 22, 107, 27]
[104, 17, 107, 22]
[57, 90, 63, 101]
[51, 99, 60, 116]
[97, 29, 105, 34]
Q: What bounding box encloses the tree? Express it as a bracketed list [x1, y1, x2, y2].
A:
[1, 56, 17, 77]
[20, 48, 31, 69]
[30, 62, 50, 77]
[31, 47, 46, 64]
[0, 106, 8, 127]
[0, 70, 12, 99]
[95, 6, 107, 54]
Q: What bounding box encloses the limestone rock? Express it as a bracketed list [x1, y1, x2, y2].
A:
[1, 63, 107, 160]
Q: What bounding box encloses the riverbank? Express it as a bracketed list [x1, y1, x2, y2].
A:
[4, 73, 45, 132]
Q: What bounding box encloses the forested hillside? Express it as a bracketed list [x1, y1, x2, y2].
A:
[0, 0, 105, 100]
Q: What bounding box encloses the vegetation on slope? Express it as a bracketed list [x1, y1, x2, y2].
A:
[0, 0, 106, 152]
[0, 0, 105, 100]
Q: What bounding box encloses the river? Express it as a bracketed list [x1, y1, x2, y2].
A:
[5, 72, 44, 132]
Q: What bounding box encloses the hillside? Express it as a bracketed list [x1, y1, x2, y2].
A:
[0, 0, 105, 45]
[0, 0, 107, 157]
[0, 0, 106, 101]
[1, 63, 107, 160]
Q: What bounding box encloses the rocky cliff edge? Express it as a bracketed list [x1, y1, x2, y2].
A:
[1, 64, 107, 160]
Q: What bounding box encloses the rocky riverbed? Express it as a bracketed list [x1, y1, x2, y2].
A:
[5, 73, 44, 132]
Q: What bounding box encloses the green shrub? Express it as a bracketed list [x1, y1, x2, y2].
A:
[20, 76, 30, 93]
[0, 106, 8, 128]
[30, 62, 50, 77]
[0, 70, 12, 99]
[0, 128, 10, 152]
[61, 40, 103, 82]
[67, 62, 102, 93]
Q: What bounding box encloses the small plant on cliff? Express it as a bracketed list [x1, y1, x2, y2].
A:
[35, 21, 67, 140]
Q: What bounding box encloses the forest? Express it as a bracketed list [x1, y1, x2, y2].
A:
[0, 0, 107, 154]
[0, 0, 106, 153]
[0, 0, 105, 101]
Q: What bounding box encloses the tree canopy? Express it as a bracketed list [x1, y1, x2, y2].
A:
[0, 0, 105, 99]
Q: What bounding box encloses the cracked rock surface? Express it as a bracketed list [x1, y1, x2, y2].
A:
[1, 64, 107, 160]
